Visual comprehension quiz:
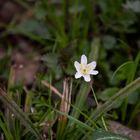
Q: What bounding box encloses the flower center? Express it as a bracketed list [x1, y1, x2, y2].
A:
[80, 64, 91, 75]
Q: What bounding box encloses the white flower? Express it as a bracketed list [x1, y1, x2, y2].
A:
[74, 54, 98, 82]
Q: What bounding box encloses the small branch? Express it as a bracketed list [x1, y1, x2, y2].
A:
[41, 80, 62, 98]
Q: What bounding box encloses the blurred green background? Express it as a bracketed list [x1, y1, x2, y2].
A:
[0, 0, 140, 140]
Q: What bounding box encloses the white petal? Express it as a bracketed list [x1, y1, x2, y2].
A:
[88, 61, 96, 69]
[75, 72, 82, 79]
[81, 54, 87, 64]
[83, 75, 91, 82]
[74, 61, 80, 72]
[90, 70, 99, 75]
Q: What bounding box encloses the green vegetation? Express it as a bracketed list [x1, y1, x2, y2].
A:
[0, 0, 140, 140]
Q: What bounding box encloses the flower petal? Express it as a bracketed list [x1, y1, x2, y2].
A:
[83, 75, 91, 82]
[75, 72, 82, 79]
[90, 70, 99, 75]
[88, 61, 96, 69]
[74, 61, 80, 72]
[81, 54, 87, 64]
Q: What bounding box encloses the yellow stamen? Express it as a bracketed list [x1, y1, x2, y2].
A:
[80, 64, 91, 75]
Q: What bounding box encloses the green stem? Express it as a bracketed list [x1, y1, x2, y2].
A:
[90, 84, 108, 131]
[101, 117, 108, 131]
[90, 85, 99, 106]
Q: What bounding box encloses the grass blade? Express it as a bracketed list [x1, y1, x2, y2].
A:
[0, 88, 42, 140]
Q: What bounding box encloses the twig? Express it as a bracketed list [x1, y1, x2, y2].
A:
[41, 80, 62, 98]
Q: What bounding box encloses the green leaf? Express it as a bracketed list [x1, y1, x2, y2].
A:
[9, 19, 50, 39]
[0, 89, 42, 140]
[90, 129, 131, 140]
[111, 61, 135, 83]
[0, 113, 14, 140]
[98, 88, 122, 108]
[71, 82, 90, 119]
[102, 35, 116, 50]
[98, 88, 119, 101]
[89, 37, 100, 61]
[44, 103, 94, 132]
[42, 53, 59, 68]
[128, 91, 139, 105]
[41, 53, 62, 79]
